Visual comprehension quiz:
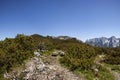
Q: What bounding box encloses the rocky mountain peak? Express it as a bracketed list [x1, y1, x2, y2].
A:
[110, 36, 116, 38]
[86, 36, 120, 48]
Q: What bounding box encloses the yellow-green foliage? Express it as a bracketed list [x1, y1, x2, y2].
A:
[0, 34, 35, 77]
[60, 44, 96, 71]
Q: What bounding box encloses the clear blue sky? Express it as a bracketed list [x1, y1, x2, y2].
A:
[0, 0, 120, 41]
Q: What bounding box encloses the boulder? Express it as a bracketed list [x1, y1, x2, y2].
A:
[52, 50, 65, 56]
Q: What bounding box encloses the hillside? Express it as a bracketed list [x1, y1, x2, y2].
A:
[0, 34, 120, 80]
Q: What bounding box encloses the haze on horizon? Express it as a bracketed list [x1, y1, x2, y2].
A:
[0, 0, 120, 41]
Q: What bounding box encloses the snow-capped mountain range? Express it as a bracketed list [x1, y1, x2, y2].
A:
[86, 36, 120, 48]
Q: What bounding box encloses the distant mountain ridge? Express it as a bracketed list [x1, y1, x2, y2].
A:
[56, 36, 74, 40]
[86, 36, 120, 48]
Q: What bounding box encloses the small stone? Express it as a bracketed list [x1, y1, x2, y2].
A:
[34, 51, 40, 57]
[36, 64, 45, 72]
[52, 50, 65, 56]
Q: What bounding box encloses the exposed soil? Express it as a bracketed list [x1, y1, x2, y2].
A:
[4, 52, 84, 80]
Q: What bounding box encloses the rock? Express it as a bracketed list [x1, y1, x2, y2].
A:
[4, 71, 17, 80]
[33, 57, 39, 61]
[4, 72, 11, 79]
[52, 50, 65, 56]
[36, 63, 45, 72]
[94, 68, 98, 72]
[22, 69, 30, 73]
[34, 51, 40, 57]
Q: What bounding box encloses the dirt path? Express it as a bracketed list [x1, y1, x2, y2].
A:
[94, 55, 120, 80]
[42, 55, 84, 80]
[113, 71, 120, 80]
[105, 66, 120, 80]
[4, 52, 84, 80]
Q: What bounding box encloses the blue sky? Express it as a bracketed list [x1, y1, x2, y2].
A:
[0, 0, 120, 41]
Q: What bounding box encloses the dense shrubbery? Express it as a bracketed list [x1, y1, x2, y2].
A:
[60, 44, 96, 71]
[103, 48, 120, 64]
[0, 34, 35, 78]
[93, 47, 120, 65]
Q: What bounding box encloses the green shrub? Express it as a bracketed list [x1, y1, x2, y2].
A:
[60, 44, 95, 71]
